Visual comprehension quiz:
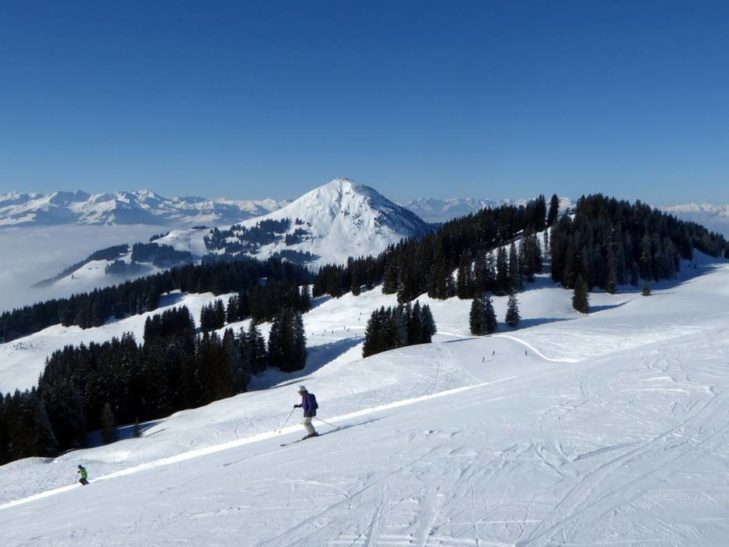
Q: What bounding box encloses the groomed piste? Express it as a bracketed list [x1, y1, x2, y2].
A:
[2, 253, 729, 545]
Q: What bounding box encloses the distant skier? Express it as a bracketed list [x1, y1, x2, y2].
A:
[77, 464, 89, 486]
[293, 385, 318, 439]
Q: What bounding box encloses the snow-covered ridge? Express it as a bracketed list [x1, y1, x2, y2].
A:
[0, 190, 286, 228]
[404, 196, 573, 223]
[663, 202, 729, 216]
[661, 203, 729, 237]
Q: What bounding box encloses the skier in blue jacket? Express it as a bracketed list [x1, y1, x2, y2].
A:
[293, 385, 318, 439]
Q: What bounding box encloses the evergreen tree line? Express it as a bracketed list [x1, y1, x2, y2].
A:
[0, 257, 312, 344]
[550, 195, 729, 294]
[0, 304, 306, 465]
[362, 301, 437, 358]
[453, 233, 543, 300]
[314, 195, 558, 303]
[208, 283, 311, 330]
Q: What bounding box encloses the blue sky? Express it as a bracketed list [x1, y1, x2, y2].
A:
[0, 0, 728, 203]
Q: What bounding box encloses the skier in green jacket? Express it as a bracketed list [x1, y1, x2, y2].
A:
[77, 464, 89, 485]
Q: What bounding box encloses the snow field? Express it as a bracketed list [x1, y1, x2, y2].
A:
[2, 253, 729, 544]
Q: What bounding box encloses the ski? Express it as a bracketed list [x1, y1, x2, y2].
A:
[280, 437, 311, 447]
[280, 432, 321, 447]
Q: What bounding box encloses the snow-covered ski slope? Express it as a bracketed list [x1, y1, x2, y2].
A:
[3, 254, 729, 545]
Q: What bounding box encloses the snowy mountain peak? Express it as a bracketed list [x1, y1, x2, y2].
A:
[162, 179, 432, 270]
[290, 178, 410, 220]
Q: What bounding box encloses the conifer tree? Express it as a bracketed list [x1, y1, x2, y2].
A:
[247, 321, 268, 373]
[606, 246, 618, 294]
[408, 301, 423, 344]
[505, 293, 521, 328]
[223, 328, 246, 393]
[456, 251, 474, 299]
[547, 194, 560, 226]
[100, 401, 116, 444]
[214, 299, 226, 328]
[427, 250, 450, 299]
[33, 399, 58, 456]
[484, 294, 497, 334]
[642, 280, 651, 296]
[572, 275, 589, 313]
[508, 243, 522, 292]
[292, 311, 307, 371]
[299, 285, 311, 311]
[383, 260, 398, 294]
[495, 246, 509, 295]
[362, 308, 383, 358]
[470, 295, 487, 335]
[226, 295, 240, 323]
[420, 304, 436, 342]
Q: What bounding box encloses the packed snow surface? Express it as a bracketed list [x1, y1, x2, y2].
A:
[3, 254, 729, 545]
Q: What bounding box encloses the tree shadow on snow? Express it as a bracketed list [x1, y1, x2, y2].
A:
[309, 294, 332, 311]
[251, 337, 363, 391]
[517, 316, 572, 329]
[158, 292, 187, 308]
[588, 301, 629, 314]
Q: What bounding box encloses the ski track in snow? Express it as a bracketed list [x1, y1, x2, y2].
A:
[3, 257, 729, 545]
[0, 378, 514, 513]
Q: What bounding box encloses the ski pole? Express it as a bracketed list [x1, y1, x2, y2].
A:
[315, 416, 338, 429]
[278, 408, 295, 432]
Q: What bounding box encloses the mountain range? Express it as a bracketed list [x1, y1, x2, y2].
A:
[38, 179, 432, 288]
[4, 188, 729, 238]
[0, 190, 285, 228]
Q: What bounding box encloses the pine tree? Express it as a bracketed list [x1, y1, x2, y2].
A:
[642, 280, 651, 296]
[33, 399, 58, 456]
[547, 194, 560, 226]
[408, 301, 423, 344]
[456, 250, 474, 299]
[226, 295, 240, 323]
[572, 275, 589, 313]
[484, 294, 497, 334]
[495, 246, 509, 295]
[382, 260, 398, 294]
[247, 321, 268, 373]
[268, 308, 306, 372]
[214, 299, 226, 329]
[362, 308, 383, 358]
[606, 246, 618, 294]
[428, 249, 450, 299]
[299, 285, 311, 311]
[505, 293, 521, 328]
[420, 305, 436, 342]
[508, 243, 522, 292]
[223, 328, 245, 393]
[100, 401, 116, 444]
[292, 311, 307, 371]
[470, 296, 486, 335]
